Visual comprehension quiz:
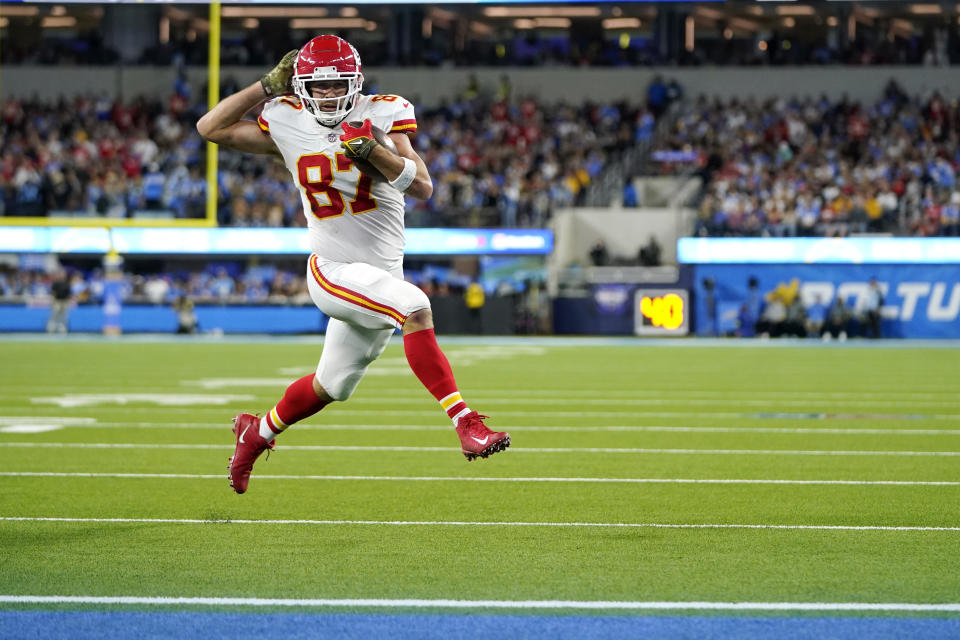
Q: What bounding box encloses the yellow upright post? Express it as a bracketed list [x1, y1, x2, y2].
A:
[204, 2, 221, 227]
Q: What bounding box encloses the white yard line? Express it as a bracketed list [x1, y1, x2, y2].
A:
[10, 407, 960, 419]
[131, 381, 960, 399]
[31, 395, 956, 408]
[227, 397, 960, 408]
[0, 594, 958, 612]
[1, 472, 957, 486]
[1, 516, 957, 532]
[56, 422, 960, 435]
[1, 442, 958, 456]
[4, 385, 958, 400]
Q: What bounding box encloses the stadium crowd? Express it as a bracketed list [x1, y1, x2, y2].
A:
[0, 263, 312, 306]
[0, 259, 524, 307]
[667, 82, 960, 237]
[0, 86, 655, 228]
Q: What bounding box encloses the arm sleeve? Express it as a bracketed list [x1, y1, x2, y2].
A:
[388, 97, 417, 135]
[257, 111, 270, 135]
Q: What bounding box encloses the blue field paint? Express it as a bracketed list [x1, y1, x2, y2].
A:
[1, 611, 959, 640]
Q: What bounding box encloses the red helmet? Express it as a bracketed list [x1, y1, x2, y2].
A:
[293, 35, 364, 127]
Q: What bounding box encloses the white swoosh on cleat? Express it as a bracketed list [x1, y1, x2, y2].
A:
[239, 425, 249, 445]
[470, 435, 490, 445]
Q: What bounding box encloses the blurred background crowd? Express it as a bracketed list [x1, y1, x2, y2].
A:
[0, 86, 656, 229]
[675, 81, 960, 238]
[5, 76, 960, 237]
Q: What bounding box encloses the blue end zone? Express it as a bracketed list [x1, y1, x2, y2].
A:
[1, 611, 959, 640]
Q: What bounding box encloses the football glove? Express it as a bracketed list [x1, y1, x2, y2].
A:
[260, 49, 298, 98]
[339, 119, 379, 160]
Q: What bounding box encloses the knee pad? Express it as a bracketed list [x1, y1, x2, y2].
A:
[315, 323, 393, 401]
[316, 365, 366, 402]
[402, 281, 431, 315]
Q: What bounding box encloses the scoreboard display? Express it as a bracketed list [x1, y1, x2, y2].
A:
[634, 289, 689, 336]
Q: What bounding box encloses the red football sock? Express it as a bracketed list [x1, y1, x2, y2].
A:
[403, 328, 469, 421]
[262, 374, 330, 435]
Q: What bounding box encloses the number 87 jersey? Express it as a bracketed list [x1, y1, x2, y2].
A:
[258, 93, 418, 274]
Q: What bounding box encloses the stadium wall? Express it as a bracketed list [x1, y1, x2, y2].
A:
[550, 207, 694, 270]
[0, 296, 517, 335]
[691, 264, 960, 339]
[4, 66, 959, 103]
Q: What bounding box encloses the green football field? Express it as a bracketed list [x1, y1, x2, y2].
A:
[0, 337, 958, 631]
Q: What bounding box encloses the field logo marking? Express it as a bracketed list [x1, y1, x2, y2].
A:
[0, 425, 63, 434]
[191, 379, 294, 390]
[0, 417, 95, 434]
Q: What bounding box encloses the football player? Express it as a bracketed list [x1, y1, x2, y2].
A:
[197, 35, 510, 494]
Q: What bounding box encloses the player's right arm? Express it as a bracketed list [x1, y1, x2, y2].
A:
[196, 83, 279, 156]
[196, 50, 297, 156]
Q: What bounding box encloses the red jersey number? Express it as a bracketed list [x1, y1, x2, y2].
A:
[297, 153, 377, 220]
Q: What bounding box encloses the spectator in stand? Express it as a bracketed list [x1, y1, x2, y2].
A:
[755, 293, 787, 338]
[783, 296, 808, 338]
[943, 193, 960, 236]
[638, 236, 662, 267]
[805, 294, 828, 337]
[173, 295, 197, 334]
[622, 178, 639, 208]
[860, 278, 884, 339]
[46, 272, 72, 334]
[2, 90, 654, 228]
[589, 239, 610, 267]
[673, 86, 960, 238]
[822, 296, 853, 341]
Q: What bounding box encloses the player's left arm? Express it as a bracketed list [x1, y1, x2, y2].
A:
[339, 103, 432, 200]
[382, 132, 432, 201]
[349, 133, 431, 201]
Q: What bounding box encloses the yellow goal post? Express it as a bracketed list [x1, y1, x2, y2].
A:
[2, 3, 222, 229]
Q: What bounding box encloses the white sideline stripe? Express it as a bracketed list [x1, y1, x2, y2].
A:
[77, 422, 960, 436]
[14, 407, 960, 420]
[375, 388, 960, 400]
[29, 395, 960, 408]
[1, 442, 958, 457]
[255, 397, 960, 408]
[1, 516, 958, 532]
[2, 472, 958, 486]
[1, 595, 959, 612]
[166, 382, 960, 401]
[9, 382, 958, 398]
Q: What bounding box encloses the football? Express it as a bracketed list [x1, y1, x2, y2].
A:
[348, 122, 398, 181]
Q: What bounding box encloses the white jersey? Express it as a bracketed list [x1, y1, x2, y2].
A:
[258, 93, 418, 272]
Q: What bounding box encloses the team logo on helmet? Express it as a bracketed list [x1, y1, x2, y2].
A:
[292, 35, 364, 127]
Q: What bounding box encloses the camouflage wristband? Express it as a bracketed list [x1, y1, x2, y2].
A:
[260, 49, 298, 98]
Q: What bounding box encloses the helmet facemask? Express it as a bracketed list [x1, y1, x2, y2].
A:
[294, 72, 364, 127]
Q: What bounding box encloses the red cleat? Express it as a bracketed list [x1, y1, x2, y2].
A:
[228, 413, 274, 494]
[455, 411, 510, 461]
